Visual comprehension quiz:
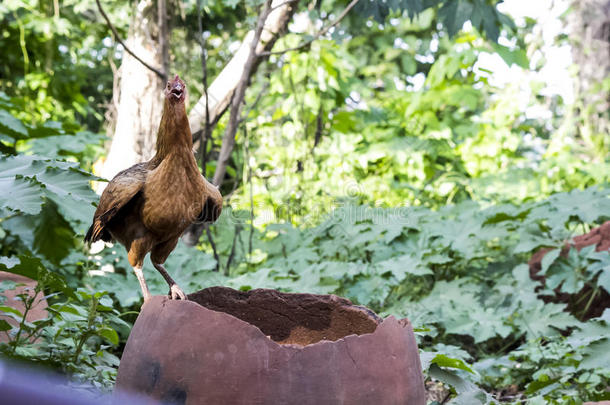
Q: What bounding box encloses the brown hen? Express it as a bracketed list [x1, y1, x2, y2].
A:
[85, 75, 222, 302]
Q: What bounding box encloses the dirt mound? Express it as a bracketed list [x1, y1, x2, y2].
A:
[529, 221, 610, 320]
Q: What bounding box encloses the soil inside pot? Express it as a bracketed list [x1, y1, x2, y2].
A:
[188, 287, 382, 346]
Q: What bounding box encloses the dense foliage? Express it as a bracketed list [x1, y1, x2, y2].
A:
[1, 0, 609, 403]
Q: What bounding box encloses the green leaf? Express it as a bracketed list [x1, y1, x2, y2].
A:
[598, 265, 610, 290]
[526, 378, 560, 395]
[513, 233, 556, 254]
[579, 313, 610, 371]
[0, 154, 97, 235]
[0, 319, 12, 332]
[0, 176, 45, 214]
[481, 9, 500, 42]
[32, 202, 76, 265]
[376, 254, 432, 280]
[438, 1, 469, 37]
[0, 155, 76, 178]
[97, 326, 119, 345]
[27, 121, 63, 139]
[0, 305, 24, 317]
[540, 248, 561, 274]
[0, 154, 96, 218]
[469, 0, 485, 29]
[431, 354, 474, 373]
[28, 131, 106, 158]
[0, 109, 28, 138]
[529, 188, 610, 232]
[383, 221, 405, 243]
[0, 255, 41, 280]
[0, 256, 20, 269]
[428, 364, 478, 394]
[34, 166, 97, 203]
[451, 390, 489, 405]
[514, 301, 577, 339]
[345, 274, 392, 306]
[492, 43, 529, 69]
[0, 255, 74, 298]
[47, 191, 95, 231]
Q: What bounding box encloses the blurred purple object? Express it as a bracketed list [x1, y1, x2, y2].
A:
[0, 359, 156, 404]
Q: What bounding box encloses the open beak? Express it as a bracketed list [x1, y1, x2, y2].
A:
[169, 75, 184, 99]
[170, 83, 184, 99]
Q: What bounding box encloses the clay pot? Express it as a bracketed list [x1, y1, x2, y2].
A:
[0, 272, 48, 343]
[529, 221, 610, 320]
[116, 287, 425, 405]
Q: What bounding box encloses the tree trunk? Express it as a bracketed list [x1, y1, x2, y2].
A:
[100, 0, 168, 184]
[568, 0, 610, 157]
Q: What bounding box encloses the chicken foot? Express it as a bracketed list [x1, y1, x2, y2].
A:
[153, 262, 188, 300]
[133, 266, 152, 302]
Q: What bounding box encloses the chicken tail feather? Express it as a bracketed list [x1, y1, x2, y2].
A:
[84, 220, 107, 244]
[84, 224, 94, 244]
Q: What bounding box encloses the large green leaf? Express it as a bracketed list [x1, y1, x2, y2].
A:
[0, 109, 28, 139]
[428, 364, 481, 395]
[1, 202, 76, 266]
[28, 131, 106, 159]
[438, 0, 473, 37]
[513, 301, 577, 339]
[430, 353, 474, 373]
[528, 188, 610, 233]
[0, 176, 45, 214]
[375, 254, 432, 280]
[26, 121, 64, 139]
[36, 166, 98, 204]
[0, 154, 97, 225]
[579, 338, 610, 370]
[32, 202, 76, 265]
[0, 154, 83, 178]
[0, 155, 49, 178]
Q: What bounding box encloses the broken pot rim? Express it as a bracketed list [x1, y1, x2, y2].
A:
[144, 295, 412, 350]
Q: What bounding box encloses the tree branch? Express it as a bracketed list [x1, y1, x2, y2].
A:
[181, 0, 298, 246]
[244, 126, 255, 257]
[269, 0, 298, 12]
[205, 224, 220, 272]
[158, 0, 170, 77]
[239, 77, 270, 125]
[196, 0, 211, 177]
[188, 0, 298, 137]
[258, 0, 359, 56]
[212, 0, 273, 187]
[95, 0, 167, 81]
[225, 224, 242, 275]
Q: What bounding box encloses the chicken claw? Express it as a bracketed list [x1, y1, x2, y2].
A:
[169, 284, 187, 300]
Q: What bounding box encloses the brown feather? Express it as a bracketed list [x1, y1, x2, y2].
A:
[84, 163, 148, 244]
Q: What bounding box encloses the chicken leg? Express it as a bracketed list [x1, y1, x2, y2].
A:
[133, 266, 152, 302]
[153, 262, 187, 300]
